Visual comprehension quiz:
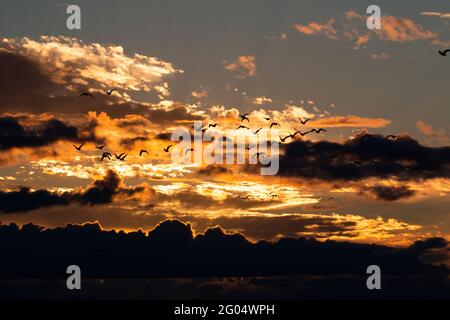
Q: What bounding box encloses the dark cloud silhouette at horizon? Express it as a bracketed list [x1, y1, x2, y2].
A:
[0, 219, 447, 282]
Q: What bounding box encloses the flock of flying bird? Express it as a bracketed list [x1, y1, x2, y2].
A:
[76, 89, 403, 171]
[76, 87, 329, 162]
[235, 113, 327, 143]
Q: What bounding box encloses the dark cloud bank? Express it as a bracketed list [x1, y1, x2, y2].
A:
[0, 219, 448, 298]
[0, 115, 100, 151]
[276, 133, 450, 181]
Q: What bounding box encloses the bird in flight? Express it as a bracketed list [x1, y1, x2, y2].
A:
[270, 122, 280, 129]
[163, 145, 173, 153]
[115, 153, 127, 161]
[310, 128, 326, 134]
[73, 143, 85, 151]
[292, 129, 311, 137]
[269, 192, 278, 199]
[280, 133, 293, 142]
[96, 144, 106, 150]
[106, 88, 117, 95]
[438, 49, 450, 56]
[79, 92, 94, 98]
[239, 113, 250, 122]
[100, 152, 112, 162]
[264, 116, 271, 121]
[139, 150, 149, 157]
[254, 128, 263, 135]
[184, 148, 194, 155]
[209, 123, 218, 128]
[298, 117, 310, 125]
[385, 135, 397, 140]
[236, 125, 250, 130]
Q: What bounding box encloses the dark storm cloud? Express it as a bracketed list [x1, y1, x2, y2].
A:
[366, 185, 416, 201]
[0, 219, 447, 281]
[0, 170, 145, 213]
[277, 133, 450, 181]
[0, 115, 99, 150]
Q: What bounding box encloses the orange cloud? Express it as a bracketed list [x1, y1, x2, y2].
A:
[294, 19, 337, 39]
[379, 16, 437, 42]
[224, 55, 257, 79]
[295, 12, 444, 47]
[416, 120, 449, 145]
[310, 115, 391, 128]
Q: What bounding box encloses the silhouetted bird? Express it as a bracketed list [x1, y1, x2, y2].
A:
[438, 49, 449, 56]
[73, 143, 85, 151]
[239, 113, 250, 122]
[96, 145, 106, 150]
[236, 125, 250, 130]
[298, 117, 310, 125]
[385, 135, 397, 140]
[139, 150, 149, 156]
[209, 123, 218, 128]
[292, 129, 311, 137]
[101, 152, 112, 161]
[264, 116, 271, 121]
[310, 128, 326, 134]
[280, 134, 292, 142]
[114, 153, 127, 161]
[254, 128, 263, 135]
[270, 122, 280, 129]
[185, 148, 194, 155]
[163, 145, 173, 152]
[269, 193, 278, 198]
[106, 88, 117, 95]
[79, 92, 94, 98]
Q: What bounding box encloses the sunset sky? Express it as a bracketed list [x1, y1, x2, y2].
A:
[0, 0, 449, 247]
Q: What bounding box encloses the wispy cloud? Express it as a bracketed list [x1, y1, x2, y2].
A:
[421, 12, 450, 19]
